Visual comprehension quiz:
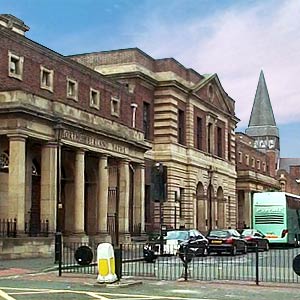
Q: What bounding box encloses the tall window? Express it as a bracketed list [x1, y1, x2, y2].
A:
[40, 66, 54, 92]
[143, 102, 150, 140]
[196, 117, 203, 150]
[8, 51, 24, 80]
[178, 109, 185, 145]
[207, 123, 212, 153]
[227, 132, 231, 161]
[217, 127, 222, 157]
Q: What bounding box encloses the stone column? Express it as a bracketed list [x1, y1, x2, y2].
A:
[73, 149, 85, 234]
[244, 191, 252, 228]
[40, 143, 57, 232]
[8, 134, 27, 232]
[134, 164, 145, 233]
[119, 160, 130, 238]
[97, 155, 109, 235]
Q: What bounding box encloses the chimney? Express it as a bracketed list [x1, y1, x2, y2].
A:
[0, 14, 29, 36]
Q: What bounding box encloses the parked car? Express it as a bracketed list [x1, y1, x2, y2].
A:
[143, 229, 208, 262]
[207, 229, 248, 255]
[241, 229, 270, 251]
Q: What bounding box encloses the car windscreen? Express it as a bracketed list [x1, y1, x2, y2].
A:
[208, 230, 229, 238]
[166, 231, 189, 240]
[241, 229, 253, 236]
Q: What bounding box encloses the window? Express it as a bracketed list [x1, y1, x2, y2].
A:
[257, 160, 261, 170]
[111, 96, 120, 117]
[245, 154, 249, 165]
[207, 123, 212, 154]
[263, 162, 266, 172]
[238, 152, 243, 163]
[66, 78, 78, 101]
[0, 152, 9, 173]
[8, 51, 24, 80]
[178, 109, 185, 145]
[217, 126, 222, 157]
[227, 132, 231, 161]
[143, 102, 150, 139]
[251, 157, 255, 168]
[40, 66, 54, 92]
[90, 88, 100, 109]
[196, 117, 203, 150]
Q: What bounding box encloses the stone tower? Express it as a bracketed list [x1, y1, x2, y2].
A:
[245, 70, 280, 173]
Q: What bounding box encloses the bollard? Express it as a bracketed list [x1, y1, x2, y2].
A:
[54, 232, 62, 276]
[255, 242, 259, 285]
[97, 243, 118, 283]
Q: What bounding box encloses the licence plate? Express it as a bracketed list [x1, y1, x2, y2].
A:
[211, 240, 222, 244]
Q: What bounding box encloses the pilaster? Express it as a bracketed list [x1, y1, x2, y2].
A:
[8, 134, 27, 232]
[74, 149, 85, 234]
[40, 143, 57, 232]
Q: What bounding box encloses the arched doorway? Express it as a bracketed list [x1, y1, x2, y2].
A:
[196, 182, 206, 232]
[217, 187, 225, 229]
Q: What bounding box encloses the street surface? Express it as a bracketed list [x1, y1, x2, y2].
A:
[0, 272, 300, 300]
[1, 247, 300, 300]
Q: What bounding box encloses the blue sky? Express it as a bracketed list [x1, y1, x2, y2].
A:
[1, 0, 300, 157]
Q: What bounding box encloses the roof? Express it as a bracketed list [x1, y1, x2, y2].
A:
[279, 158, 300, 171]
[246, 70, 279, 137]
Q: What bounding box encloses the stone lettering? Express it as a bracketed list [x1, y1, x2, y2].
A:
[61, 129, 127, 154]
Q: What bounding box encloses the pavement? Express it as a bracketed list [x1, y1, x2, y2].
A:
[0, 257, 55, 277]
[1, 256, 300, 289]
[1, 257, 300, 300]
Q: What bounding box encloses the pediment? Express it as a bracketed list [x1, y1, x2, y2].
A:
[192, 74, 235, 115]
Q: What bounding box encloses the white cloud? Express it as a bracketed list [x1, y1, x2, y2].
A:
[129, 0, 300, 127]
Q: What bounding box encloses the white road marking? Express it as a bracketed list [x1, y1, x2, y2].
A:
[0, 286, 216, 300]
[0, 289, 16, 300]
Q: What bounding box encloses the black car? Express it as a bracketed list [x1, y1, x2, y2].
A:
[241, 229, 270, 251]
[143, 229, 208, 262]
[207, 229, 248, 255]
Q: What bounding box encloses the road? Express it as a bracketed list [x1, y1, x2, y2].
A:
[0, 272, 300, 300]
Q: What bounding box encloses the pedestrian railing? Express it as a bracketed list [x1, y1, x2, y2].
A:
[56, 240, 300, 285]
[25, 219, 49, 237]
[0, 218, 17, 237]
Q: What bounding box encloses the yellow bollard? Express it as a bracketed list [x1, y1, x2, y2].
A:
[97, 243, 118, 283]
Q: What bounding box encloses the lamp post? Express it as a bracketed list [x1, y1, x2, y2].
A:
[208, 166, 213, 232]
[54, 121, 62, 264]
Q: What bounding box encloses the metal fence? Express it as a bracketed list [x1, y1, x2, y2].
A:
[0, 218, 49, 238]
[0, 218, 17, 237]
[57, 241, 300, 284]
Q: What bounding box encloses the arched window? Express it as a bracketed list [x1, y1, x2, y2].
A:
[0, 152, 9, 172]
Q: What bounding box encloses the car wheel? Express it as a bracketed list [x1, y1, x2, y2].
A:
[231, 245, 237, 256]
[265, 242, 270, 252]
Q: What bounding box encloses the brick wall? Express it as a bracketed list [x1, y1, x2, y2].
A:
[0, 29, 135, 129]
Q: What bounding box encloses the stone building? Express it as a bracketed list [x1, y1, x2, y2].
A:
[236, 70, 280, 229]
[277, 159, 300, 194]
[0, 15, 150, 257]
[0, 14, 239, 258]
[70, 48, 239, 233]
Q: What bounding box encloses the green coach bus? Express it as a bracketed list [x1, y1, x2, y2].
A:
[253, 192, 300, 246]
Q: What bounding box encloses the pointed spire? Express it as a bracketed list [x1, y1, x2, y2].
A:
[246, 70, 279, 138]
[248, 70, 276, 127]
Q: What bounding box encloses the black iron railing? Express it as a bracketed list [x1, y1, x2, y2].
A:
[25, 219, 49, 237]
[56, 240, 300, 284]
[0, 218, 17, 237]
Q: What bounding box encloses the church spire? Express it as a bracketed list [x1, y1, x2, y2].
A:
[245, 70, 279, 152]
[248, 70, 277, 128]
